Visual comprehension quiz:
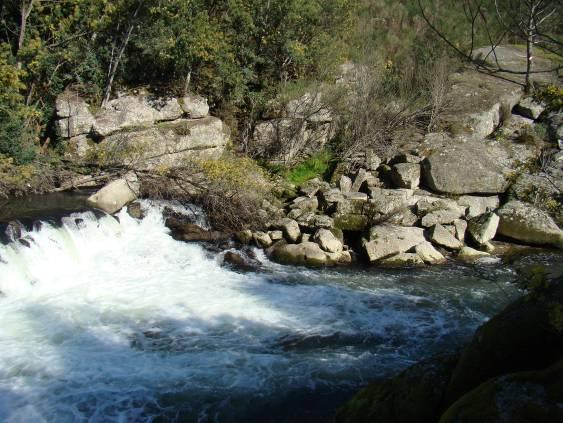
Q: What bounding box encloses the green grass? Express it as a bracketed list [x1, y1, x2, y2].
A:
[283, 150, 334, 185]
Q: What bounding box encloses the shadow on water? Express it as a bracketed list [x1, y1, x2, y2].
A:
[1, 297, 392, 422]
[0, 191, 95, 224]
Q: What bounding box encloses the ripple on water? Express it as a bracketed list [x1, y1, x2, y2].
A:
[0, 201, 557, 422]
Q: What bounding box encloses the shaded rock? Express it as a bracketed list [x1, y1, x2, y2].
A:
[314, 229, 343, 253]
[457, 246, 490, 262]
[311, 214, 334, 229]
[179, 94, 209, 118]
[286, 92, 332, 122]
[290, 196, 319, 212]
[440, 360, 563, 423]
[364, 225, 426, 263]
[497, 200, 563, 248]
[127, 201, 144, 219]
[351, 169, 369, 192]
[253, 231, 273, 248]
[222, 251, 260, 272]
[380, 252, 424, 266]
[166, 219, 226, 243]
[235, 229, 253, 244]
[391, 163, 420, 189]
[429, 224, 464, 250]
[467, 212, 499, 245]
[514, 97, 545, 120]
[445, 276, 563, 404]
[457, 195, 500, 218]
[268, 230, 284, 241]
[334, 214, 369, 232]
[87, 174, 140, 214]
[337, 353, 459, 423]
[299, 177, 331, 198]
[416, 241, 447, 264]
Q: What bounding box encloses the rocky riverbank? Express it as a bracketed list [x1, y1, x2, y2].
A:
[336, 274, 563, 423]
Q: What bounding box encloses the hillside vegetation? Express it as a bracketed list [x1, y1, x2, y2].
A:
[0, 0, 560, 197]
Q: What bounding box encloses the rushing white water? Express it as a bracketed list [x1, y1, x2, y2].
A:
[0, 202, 521, 422]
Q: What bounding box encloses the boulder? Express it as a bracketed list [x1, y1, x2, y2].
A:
[326, 250, 353, 265]
[497, 201, 563, 248]
[415, 241, 447, 264]
[339, 175, 353, 193]
[290, 196, 319, 212]
[445, 276, 563, 403]
[269, 241, 330, 266]
[440, 66, 524, 140]
[268, 230, 284, 241]
[235, 229, 253, 244]
[457, 195, 500, 219]
[337, 353, 459, 423]
[423, 140, 514, 194]
[87, 174, 139, 214]
[513, 97, 545, 120]
[127, 201, 144, 219]
[429, 224, 464, 250]
[334, 214, 370, 232]
[453, 219, 467, 242]
[300, 178, 331, 198]
[253, 231, 273, 248]
[380, 252, 424, 266]
[467, 212, 499, 245]
[351, 169, 370, 192]
[56, 90, 95, 138]
[275, 218, 301, 243]
[222, 251, 259, 272]
[179, 94, 209, 118]
[457, 246, 490, 262]
[166, 219, 226, 243]
[369, 188, 412, 215]
[391, 163, 420, 189]
[363, 225, 426, 263]
[421, 209, 465, 228]
[440, 360, 563, 423]
[313, 229, 343, 253]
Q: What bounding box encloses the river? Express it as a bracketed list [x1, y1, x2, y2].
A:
[0, 197, 561, 422]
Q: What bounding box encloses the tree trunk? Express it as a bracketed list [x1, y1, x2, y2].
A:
[16, 0, 34, 69]
[102, 4, 140, 107]
[525, 14, 534, 93]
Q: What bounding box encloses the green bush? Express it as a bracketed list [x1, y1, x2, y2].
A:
[283, 150, 334, 185]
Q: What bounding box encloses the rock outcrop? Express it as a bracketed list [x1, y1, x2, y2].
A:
[55, 90, 229, 169]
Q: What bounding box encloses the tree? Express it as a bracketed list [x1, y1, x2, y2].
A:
[417, 0, 562, 92]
